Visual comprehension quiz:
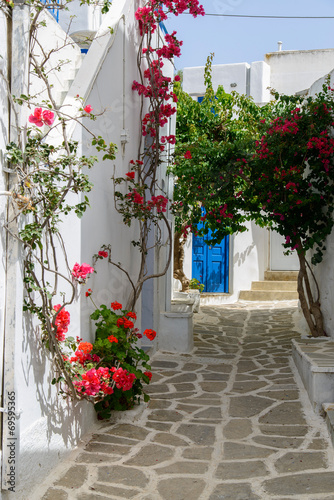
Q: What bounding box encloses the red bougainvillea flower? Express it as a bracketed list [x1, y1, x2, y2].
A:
[72, 263, 95, 281]
[143, 328, 156, 340]
[108, 335, 118, 343]
[184, 150, 192, 159]
[111, 301, 122, 310]
[144, 371, 152, 381]
[127, 311, 137, 320]
[126, 171, 135, 179]
[28, 107, 55, 127]
[85, 288, 92, 297]
[98, 250, 108, 258]
[77, 342, 93, 353]
[84, 105, 92, 113]
[53, 304, 70, 342]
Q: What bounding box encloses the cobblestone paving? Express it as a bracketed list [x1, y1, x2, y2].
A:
[37, 302, 334, 500]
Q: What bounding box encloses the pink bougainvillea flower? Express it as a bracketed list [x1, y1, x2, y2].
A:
[184, 150, 192, 159]
[98, 250, 108, 258]
[143, 328, 156, 341]
[77, 342, 93, 353]
[72, 262, 95, 281]
[111, 301, 122, 310]
[28, 107, 55, 127]
[28, 108, 44, 127]
[126, 171, 135, 179]
[84, 105, 92, 113]
[42, 109, 55, 126]
[108, 335, 118, 343]
[174, 75, 181, 82]
[111, 367, 136, 391]
[53, 304, 70, 342]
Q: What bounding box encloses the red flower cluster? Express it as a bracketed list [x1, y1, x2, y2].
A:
[77, 342, 93, 353]
[117, 317, 134, 329]
[111, 367, 136, 391]
[98, 250, 108, 258]
[143, 328, 156, 340]
[111, 301, 122, 310]
[53, 304, 70, 342]
[108, 335, 118, 343]
[147, 195, 168, 213]
[28, 107, 55, 127]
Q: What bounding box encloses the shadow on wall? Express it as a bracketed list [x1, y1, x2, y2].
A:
[22, 313, 95, 449]
[233, 242, 255, 267]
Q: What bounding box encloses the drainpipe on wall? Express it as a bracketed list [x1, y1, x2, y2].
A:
[1, 0, 29, 490]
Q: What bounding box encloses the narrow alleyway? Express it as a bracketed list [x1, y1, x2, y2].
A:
[36, 302, 334, 500]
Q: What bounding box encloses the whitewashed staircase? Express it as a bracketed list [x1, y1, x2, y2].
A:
[239, 271, 299, 301]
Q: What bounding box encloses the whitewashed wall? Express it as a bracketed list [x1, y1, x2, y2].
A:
[0, 0, 173, 497]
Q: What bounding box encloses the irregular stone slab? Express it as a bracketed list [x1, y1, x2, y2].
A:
[263, 471, 334, 496]
[172, 383, 196, 392]
[307, 438, 328, 450]
[152, 392, 195, 400]
[184, 396, 221, 406]
[105, 424, 150, 440]
[201, 372, 230, 381]
[259, 424, 308, 436]
[216, 460, 269, 479]
[146, 422, 173, 431]
[209, 483, 260, 500]
[91, 483, 139, 498]
[199, 382, 227, 393]
[182, 447, 213, 460]
[151, 360, 179, 368]
[231, 381, 268, 393]
[275, 451, 327, 473]
[54, 465, 87, 488]
[153, 432, 189, 447]
[193, 407, 222, 419]
[84, 442, 131, 455]
[165, 373, 198, 383]
[259, 402, 306, 425]
[156, 461, 208, 475]
[98, 465, 148, 487]
[223, 442, 274, 459]
[223, 419, 253, 439]
[148, 399, 172, 410]
[206, 364, 232, 373]
[75, 452, 120, 464]
[90, 434, 138, 445]
[148, 409, 183, 422]
[259, 390, 299, 400]
[176, 423, 216, 445]
[182, 363, 202, 371]
[253, 435, 304, 449]
[124, 444, 174, 466]
[145, 384, 170, 394]
[229, 395, 273, 417]
[158, 477, 205, 500]
[42, 489, 68, 500]
[175, 404, 201, 413]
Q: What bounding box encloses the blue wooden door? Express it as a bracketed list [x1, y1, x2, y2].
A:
[192, 234, 229, 293]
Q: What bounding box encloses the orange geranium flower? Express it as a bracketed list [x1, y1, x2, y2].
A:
[77, 342, 93, 353]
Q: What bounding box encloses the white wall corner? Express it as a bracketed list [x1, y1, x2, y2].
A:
[250, 61, 271, 104]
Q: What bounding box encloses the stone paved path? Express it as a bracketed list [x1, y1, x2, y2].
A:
[36, 302, 334, 500]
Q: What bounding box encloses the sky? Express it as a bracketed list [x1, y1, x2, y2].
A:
[164, 0, 334, 71]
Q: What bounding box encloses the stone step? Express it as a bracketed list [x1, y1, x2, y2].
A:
[239, 290, 299, 301]
[251, 280, 297, 292]
[264, 270, 299, 281]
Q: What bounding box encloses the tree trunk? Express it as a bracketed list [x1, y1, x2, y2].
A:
[173, 228, 190, 292]
[297, 245, 326, 337]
